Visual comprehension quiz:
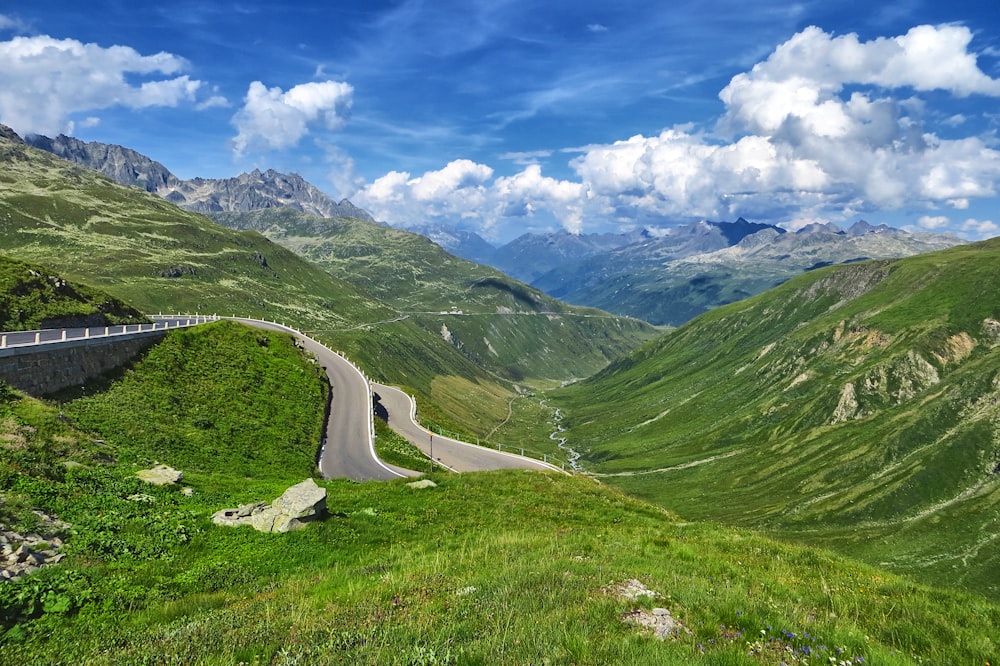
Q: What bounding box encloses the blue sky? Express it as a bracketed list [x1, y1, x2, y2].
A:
[1, 1, 999, 243]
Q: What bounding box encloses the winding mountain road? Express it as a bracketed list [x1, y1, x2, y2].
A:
[179, 317, 419, 482]
[372, 382, 562, 473]
[4, 315, 561, 481]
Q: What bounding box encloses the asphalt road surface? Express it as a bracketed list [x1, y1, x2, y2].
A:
[226, 319, 418, 481]
[372, 382, 561, 473]
[3, 316, 555, 479]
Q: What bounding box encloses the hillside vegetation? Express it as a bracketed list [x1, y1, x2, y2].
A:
[553, 238, 1000, 598]
[0, 255, 145, 331]
[209, 208, 658, 383]
[1, 323, 997, 663]
[0, 128, 632, 439]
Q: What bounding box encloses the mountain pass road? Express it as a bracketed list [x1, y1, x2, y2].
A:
[372, 382, 562, 473]
[226, 318, 418, 481]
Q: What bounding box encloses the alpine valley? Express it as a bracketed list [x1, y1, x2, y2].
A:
[1, 125, 997, 663]
[427, 219, 964, 327]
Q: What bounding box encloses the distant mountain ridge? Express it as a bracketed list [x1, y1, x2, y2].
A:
[25, 133, 373, 221]
[423, 217, 963, 326]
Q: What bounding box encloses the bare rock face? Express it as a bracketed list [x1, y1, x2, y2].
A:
[212, 479, 327, 533]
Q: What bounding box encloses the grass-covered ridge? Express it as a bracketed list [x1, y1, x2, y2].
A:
[209, 208, 659, 384]
[62, 320, 329, 481]
[0, 255, 146, 330]
[552, 238, 1000, 598]
[0, 322, 997, 662]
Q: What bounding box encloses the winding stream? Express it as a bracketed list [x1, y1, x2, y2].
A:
[543, 403, 582, 472]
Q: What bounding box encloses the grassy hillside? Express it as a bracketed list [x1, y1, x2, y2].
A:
[0, 255, 146, 330]
[1, 323, 996, 663]
[0, 129, 560, 440]
[209, 208, 658, 384]
[552, 238, 1000, 598]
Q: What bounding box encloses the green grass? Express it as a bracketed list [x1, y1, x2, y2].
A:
[374, 417, 440, 472]
[551, 239, 1000, 599]
[61, 321, 328, 481]
[0, 255, 146, 330]
[1, 322, 998, 664]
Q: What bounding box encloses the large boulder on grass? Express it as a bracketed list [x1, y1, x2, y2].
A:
[212, 479, 327, 533]
[136, 464, 183, 486]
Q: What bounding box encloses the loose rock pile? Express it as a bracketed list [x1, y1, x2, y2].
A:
[607, 578, 689, 640]
[212, 478, 327, 533]
[1, 511, 69, 582]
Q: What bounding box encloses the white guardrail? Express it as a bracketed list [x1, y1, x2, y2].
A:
[0, 315, 218, 350]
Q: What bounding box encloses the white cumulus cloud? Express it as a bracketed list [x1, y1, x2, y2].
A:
[0, 35, 202, 136]
[356, 160, 590, 238]
[961, 218, 999, 239]
[916, 215, 951, 230]
[359, 24, 1000, 240]
[231, 80, 353, 157]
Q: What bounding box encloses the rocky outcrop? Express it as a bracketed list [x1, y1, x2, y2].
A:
[136, 464, 183, 486]
[212, 479, 327, 533]
[1, 511, 69, 581]
[607, 579, 688, 640]
[25, 133, 179, 193]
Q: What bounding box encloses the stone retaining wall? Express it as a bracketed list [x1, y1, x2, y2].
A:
[0, 331, 167, 396]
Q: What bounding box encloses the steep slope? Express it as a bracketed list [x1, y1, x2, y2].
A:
[0, 255, 146, 330]
[25, 133, 372, 220]
[208, 208, 659, 384]
[2, 344, 997, 662]
[0, 126, 523, 433]
[552, 239, 1000, 597]
[536, 222, 962, 326]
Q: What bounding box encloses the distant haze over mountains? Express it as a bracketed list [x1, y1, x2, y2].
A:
[24, 130, 964, 327]
[427, 218, 964, 326]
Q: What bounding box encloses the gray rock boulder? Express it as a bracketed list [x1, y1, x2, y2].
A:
[212, 479, 327, 533]
[136, 464, 183, 486]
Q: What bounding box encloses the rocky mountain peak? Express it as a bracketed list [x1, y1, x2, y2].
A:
[0, 124, 25, 144]
[24, 133, 373, 222]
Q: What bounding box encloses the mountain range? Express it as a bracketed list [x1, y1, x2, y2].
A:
[24, 133, 372, 220]
[26, 132, 965, 329]
[421, 218, 962, 327]
[553, 237, 1000, 596]
[0, 125, 653, 436]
